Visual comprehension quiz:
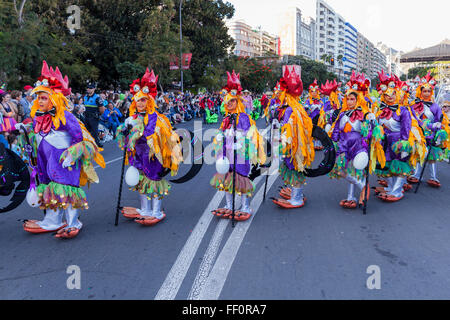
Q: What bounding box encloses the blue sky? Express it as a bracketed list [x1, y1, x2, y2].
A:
[227, 0, 449, 53]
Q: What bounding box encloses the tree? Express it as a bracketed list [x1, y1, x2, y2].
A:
[408, 66, 436, 80]
[173, 0, 235, 89]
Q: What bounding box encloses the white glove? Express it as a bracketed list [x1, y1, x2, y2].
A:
[62, 154, 73, 168]
[124, 117, 134, 128]
[366, 113, 376, 122]
[401, 152, 409, 159]
[432, 122, 442, 130]
[15, 123, 26, 131]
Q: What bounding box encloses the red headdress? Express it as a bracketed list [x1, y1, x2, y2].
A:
[320, 79, 339, 96]
[32, 60, 71, 96]
[416, 71, 436, 101]
[130, 68, 158, 99]
[223, 70, 242, 95]
[377, 69, 397, 93]
[309, 79, 319, 91]
[279, 66, 303, 97]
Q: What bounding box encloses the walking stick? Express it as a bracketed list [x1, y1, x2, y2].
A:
[231, 113, 238, 228]
[115, 121, 132, 226]
[414, 144, 431, 194]
[363, 134, 372, 215]
[263, 121, 274, 202]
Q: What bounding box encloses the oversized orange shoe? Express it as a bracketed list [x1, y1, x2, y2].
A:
[229, 211, 252, 222]
[279, 187, 292, 200]
[427, 179, 441, 188]
[403, 183, 413, 192]
[212, 208, 232, 219]
[377, 179, 388, 187]
[272, 197, 306, 209]
[54, 227, 81, 239]
[121, 207, 142, 219]
[23, 220, 67, 234]
[407, 176, 419, 184]
[135, 213, 166, 226]
[339, 200, 357, 209]
[377, 192, 404, 202]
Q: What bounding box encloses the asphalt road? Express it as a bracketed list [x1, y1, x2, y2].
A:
[1, 118, 449, 300]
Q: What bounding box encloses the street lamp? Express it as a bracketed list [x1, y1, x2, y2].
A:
[179, 0, 184, 93]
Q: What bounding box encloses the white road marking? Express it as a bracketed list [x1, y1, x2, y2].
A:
[196, 173, 279, 300]
[187, 176, 263, 300]
[154, 190, 225, 300]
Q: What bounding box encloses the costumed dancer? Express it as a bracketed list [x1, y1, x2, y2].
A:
[18, 61, 105, 239]
[304, 79, 326, 151]
[374, 71, 415, 202]
[271, 66, 315, 209]
[117, 69, 183, 226]
[407, 72, 450, 188]
[328, 87, 384, 209]
[318, 79, 341, 135]
[210, 71, 266, 221]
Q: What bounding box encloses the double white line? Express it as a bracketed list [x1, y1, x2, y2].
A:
[155, 173, 279, 300]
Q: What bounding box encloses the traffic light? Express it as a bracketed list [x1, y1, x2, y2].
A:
[330, 58, 335, 66]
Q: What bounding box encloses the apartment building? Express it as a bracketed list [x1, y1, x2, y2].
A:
[226, 19, 279, 58]
[344, 22, 358, 76]
[315, 0, 346, 76]
[277, 7, 316, 60]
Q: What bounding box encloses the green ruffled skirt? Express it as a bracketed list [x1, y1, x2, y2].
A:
[279, 162, 306, 186]
[210, 172, 255, 197]
[37, 182, 88, 210]
[131, 173, 171, 199]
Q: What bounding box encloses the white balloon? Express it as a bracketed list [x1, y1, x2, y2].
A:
[216, 157, 230, 175]
[26, 188, 40, 208]
[125, 166, 140, 187]
[353, 152, 369, 170]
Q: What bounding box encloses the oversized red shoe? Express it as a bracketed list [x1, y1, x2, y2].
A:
[339, 200, 357, 209]
[23, 220, 67, 234]
[121, 207, 142, 219]
[377, 179, 388, 187]
[135, 213, 166, 226]
[427, 179, 441, 188]
[212, 208, 232, 219]
[54, 227, 81, 239]
[407, 176, 419, 184]
[272, 197, 306, 209]
[377, 192, 404, 202]
[278, 187, 292, 200]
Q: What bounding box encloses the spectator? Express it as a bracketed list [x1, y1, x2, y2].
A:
[101, 101, 122, 137]
[0, 92, 17, 134]
[20, 88, 34, 120]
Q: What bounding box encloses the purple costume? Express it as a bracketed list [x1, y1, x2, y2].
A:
[128, 113, 164, 181]
[35, 111, 83, 187]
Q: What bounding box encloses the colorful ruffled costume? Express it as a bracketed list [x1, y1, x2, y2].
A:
[318, 79, 341, 135]
[272, 66, 315, 209]
[117, 69, 183, 225]
[210, 71, 266, 221]
[20, 61, 105, 239]
[328, 86, 384, 208]
[408, 72, 450, 188]
[374, 70, 415, 202]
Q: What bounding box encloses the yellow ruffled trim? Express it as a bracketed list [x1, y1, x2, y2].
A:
[280, 93, 315, 171]
[146, 114, 183, 176]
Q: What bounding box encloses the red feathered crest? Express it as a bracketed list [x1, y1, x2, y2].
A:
[377, 69, 397, 93]
[130, 68, 158, 98]
[36, 60, 71, 96]
[279, 66, 303, 96]
[420, 71, 436, 88]
[309, 79, 319, 90]
[223, 70, 242, 94]
[320, 79, 339, 96]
